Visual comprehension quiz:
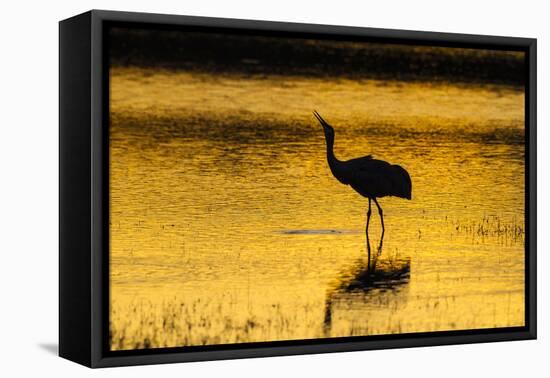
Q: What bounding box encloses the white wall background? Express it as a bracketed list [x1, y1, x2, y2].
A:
[0, 0, 546, 376]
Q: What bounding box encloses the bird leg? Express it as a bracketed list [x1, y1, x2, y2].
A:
[366, 198, 372, 269]
[366, 198, 372, 232]
[373, 198, 385, 242]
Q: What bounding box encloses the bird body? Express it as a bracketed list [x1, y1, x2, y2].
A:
[328, 154, 412, 200]
[313, 110, 412, 259]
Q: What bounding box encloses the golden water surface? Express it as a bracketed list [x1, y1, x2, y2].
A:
[109, 66, 525, 350]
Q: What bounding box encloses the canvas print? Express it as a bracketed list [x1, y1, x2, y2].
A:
[108, 26, 526, 351]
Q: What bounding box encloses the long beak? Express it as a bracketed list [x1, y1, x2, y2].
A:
[313, 110, 330, 128]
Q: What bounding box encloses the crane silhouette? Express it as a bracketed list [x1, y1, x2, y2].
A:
[314, 111, 412, 261]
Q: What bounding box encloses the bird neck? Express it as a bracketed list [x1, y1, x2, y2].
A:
[324, 135, 340, 171]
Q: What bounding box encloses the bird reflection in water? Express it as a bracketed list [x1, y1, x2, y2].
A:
[323, 241, 411, 334]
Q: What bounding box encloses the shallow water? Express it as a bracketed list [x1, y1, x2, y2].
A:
[109, 67, 525, 350]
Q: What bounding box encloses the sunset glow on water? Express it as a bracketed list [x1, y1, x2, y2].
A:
[108, 34, 525, 350]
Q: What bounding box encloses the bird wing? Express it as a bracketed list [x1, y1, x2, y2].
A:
[348, 159, 411, 199]
[345, 155, 374, 164]
[347, 159, 393, 197]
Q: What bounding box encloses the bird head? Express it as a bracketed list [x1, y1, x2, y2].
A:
[313, 111, 334, 140]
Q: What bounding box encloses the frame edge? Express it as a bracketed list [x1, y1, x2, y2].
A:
[59, 11, 94, 368]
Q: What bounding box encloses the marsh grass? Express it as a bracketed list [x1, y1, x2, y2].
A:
[110, 295, 326, 350]
[446, 215, 524, 245]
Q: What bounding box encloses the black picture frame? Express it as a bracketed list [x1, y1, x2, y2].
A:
[59, 9, 537, 368]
